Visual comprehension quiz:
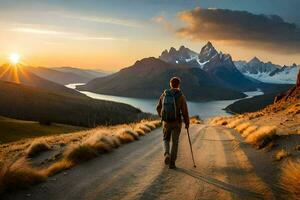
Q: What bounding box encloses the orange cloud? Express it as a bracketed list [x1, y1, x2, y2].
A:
[177, 7, 300, 54]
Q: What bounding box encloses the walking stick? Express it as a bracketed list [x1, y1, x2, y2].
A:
[186, 128, 196, 168]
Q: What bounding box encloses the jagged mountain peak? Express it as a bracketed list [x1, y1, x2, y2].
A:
[249, 56, 261, 64]
[199, 41, 218, 63]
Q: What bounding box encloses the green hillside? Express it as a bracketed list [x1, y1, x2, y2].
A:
[0, 81, 150, 128]
[0, 116, 85, 143]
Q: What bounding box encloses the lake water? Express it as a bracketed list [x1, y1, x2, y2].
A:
[66, 83, 263, 119]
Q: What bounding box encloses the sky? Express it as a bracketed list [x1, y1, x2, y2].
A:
[0, 0, 300, 71]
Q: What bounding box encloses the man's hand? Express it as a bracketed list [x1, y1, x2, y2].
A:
[185, 124, 189, 129]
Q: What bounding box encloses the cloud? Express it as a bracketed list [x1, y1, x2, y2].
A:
[63, 14, 142, 28]
[177, 7, 300, 54]
[12, 28, 66, 35]
[11, 27, 124, 41]
[152, 15, 173, 30]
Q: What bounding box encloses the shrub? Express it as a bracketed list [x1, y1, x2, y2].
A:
[64, 144, 98, 164]
[245, 126, 277, 147]
[26, 140, 51, 158]
[135, 128, 146, 136]
[84, 132, 113, 152]
[242, 125, 259, 138]
[280, 159, 300, 199]
[116, 130, 135, 143]
[144, 123, 156, 130]
[226, 118, 244, 129]
[43, 159, 73, 177]
[235, 122, 252, 133]
[137, 124, 151, 133]
[0, 159, 46, 193]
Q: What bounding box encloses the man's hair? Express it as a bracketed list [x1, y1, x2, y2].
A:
[170, 77, 181, 88]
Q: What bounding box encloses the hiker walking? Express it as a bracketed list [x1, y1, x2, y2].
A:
[156, 77, 189, 169]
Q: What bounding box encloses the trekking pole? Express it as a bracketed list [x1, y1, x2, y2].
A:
[186, 128, 196, 168]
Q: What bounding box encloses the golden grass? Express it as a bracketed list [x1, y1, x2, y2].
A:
[26, 139, 51, 158]
[235, 122, 252, 133]
[0, 159, 46, 193]
[64, 144, 98, 164]
[280, 159, 300, 199]
[134, 128, 146, 136]
[226, 118, 245, 129]
[136, 124, 151, 133]
[242, 125, 259, 138]
[43, 159, 74, 177]
[144, 123, 156, 130]
[116, 129, 137, 143]
[0, 119, 162, 193]
[245, 126, 277, 147]
[274, 149, 289, 161]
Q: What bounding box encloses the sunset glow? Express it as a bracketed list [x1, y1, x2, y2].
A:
[0, 1, 299, 70]
[9, 53, 21, 65]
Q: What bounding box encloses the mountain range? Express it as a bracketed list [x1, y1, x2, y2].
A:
[79, 42, 292, 100]
[160, 42, 265, 92]
[27, 66, 107, 85]
[235, 57, 299, 84]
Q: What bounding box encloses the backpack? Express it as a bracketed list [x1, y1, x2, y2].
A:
[161, 89, 182, 122]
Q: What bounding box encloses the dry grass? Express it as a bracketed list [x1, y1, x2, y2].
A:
[274, 149, 289, 161]
[26, 139, 51, 158]
[0, 119, 162, 194]
[242, 125, 259, 138]
[144, 123, 156, 130]
[43, 159, 74, 177]
[64, 144, 98, 164]
[0, 159, 46, 193]
[245, 126, 277, 147]
[138, 124, 151, 133]
[134, 128, 146, 136]
[280, 159, 300, 199]
[226, 118, 245, 129]
[235, 122, 252, 133]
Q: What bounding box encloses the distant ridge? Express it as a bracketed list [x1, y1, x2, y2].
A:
[78, 57, 246, 101]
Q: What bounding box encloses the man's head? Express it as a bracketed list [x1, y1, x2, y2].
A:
[170, 77, 181, 89]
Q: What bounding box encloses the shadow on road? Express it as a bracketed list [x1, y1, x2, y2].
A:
[176, 168, 263, 199]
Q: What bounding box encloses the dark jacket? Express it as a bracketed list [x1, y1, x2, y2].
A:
[156, 88, 189, 126]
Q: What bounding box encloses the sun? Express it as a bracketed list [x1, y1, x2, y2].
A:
[9, 53, 21, 65]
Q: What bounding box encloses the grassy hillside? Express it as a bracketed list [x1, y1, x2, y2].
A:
[78, 57, 246, 101]
[0, 116, 85, 144]
[0, 81, 151, 127]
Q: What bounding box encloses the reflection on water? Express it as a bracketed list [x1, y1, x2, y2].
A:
[66, 83, 263, 119]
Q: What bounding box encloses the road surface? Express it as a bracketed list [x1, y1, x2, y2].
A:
[4, 124, 282, 200]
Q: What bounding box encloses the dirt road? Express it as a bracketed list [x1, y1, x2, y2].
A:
[4, 124, 282, 200]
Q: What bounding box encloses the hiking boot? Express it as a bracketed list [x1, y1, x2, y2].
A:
[169, 164, 177, 169]
[164, 153, 170, 165]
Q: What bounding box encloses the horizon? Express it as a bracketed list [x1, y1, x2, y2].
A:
[0, 0, 300, 70]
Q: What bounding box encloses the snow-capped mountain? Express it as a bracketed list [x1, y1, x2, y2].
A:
[235, 58, 299, 84]
[159, 42, 261, 91]
[159, 42, 234, 70]
[159, 45, 200, 67]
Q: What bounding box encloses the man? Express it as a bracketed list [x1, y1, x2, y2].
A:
[156, 77, 189, 169]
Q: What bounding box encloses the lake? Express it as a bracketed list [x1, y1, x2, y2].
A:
[66, 83, 263, 119]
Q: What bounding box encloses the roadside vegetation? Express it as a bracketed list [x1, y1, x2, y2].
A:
[0, 119, 161, 194]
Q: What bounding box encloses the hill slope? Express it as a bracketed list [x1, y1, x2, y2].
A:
[0, 116, 85, 143]
[0, 64, 82, 97]
[78, 57, 246, 101]
[0, 81, 149, 127]
[27, 67, 99, 85]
